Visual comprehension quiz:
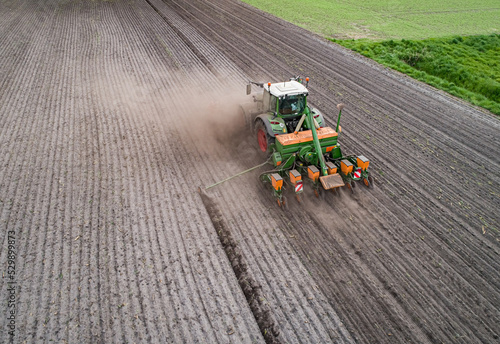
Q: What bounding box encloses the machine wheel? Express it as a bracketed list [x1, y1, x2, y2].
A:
[346, 182, 354, 194]
[368, 175, 375, 187]
[255, 120, 272, 153]
[314, 189, 320, 198]
[233, 106, 248, 134]
[239, 107, 248, 127]
[282, 196, 288, 210]
[363, 178, 369, 187]
[295, 193, 302, 203]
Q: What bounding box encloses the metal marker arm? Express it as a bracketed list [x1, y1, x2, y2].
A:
[205, 157, 272, 190]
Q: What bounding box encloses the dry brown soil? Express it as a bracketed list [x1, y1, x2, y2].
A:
[1, 0, 499, 343]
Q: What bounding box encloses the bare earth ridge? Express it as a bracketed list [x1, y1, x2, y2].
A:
[0, 0, 498, 343]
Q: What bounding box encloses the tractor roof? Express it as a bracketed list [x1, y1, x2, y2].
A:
[265, 80, 308, 98]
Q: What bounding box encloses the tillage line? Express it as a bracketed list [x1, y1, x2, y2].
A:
[198, 190, 281, 344]
[143, 0, 220, 78]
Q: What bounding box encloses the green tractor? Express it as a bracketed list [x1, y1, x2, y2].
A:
[240, 77, 373, 207]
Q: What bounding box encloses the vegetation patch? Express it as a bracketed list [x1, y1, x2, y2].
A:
[332, 35, 500, 115]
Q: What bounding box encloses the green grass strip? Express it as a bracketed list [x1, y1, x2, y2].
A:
[332, 34, 500, 115]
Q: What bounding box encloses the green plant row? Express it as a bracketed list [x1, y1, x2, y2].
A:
[332, 34, 500, 115]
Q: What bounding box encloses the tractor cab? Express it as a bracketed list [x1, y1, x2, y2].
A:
[263, 80, 308, 117]
[245, 77, 325, 149]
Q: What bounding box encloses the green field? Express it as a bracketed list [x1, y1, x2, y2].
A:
[242, 0, 500, 40]
[243, 0, 500, 114]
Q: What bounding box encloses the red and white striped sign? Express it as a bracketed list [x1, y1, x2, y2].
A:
[354, 168, 361, 179]
[295, 181, 303, 193]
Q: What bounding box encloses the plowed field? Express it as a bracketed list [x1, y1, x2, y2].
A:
[1, 0, 498, 343]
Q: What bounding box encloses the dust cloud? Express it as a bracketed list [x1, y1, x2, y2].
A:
[91, 70, 252, 148]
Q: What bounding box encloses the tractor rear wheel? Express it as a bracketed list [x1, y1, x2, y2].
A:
[255, 120, 273, 153]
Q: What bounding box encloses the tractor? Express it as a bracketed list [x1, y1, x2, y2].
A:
[239, 77, 373, 207]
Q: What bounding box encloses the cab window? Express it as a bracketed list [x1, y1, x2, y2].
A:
[263, 90, 278, 113]
[279, 94, 305, 115]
